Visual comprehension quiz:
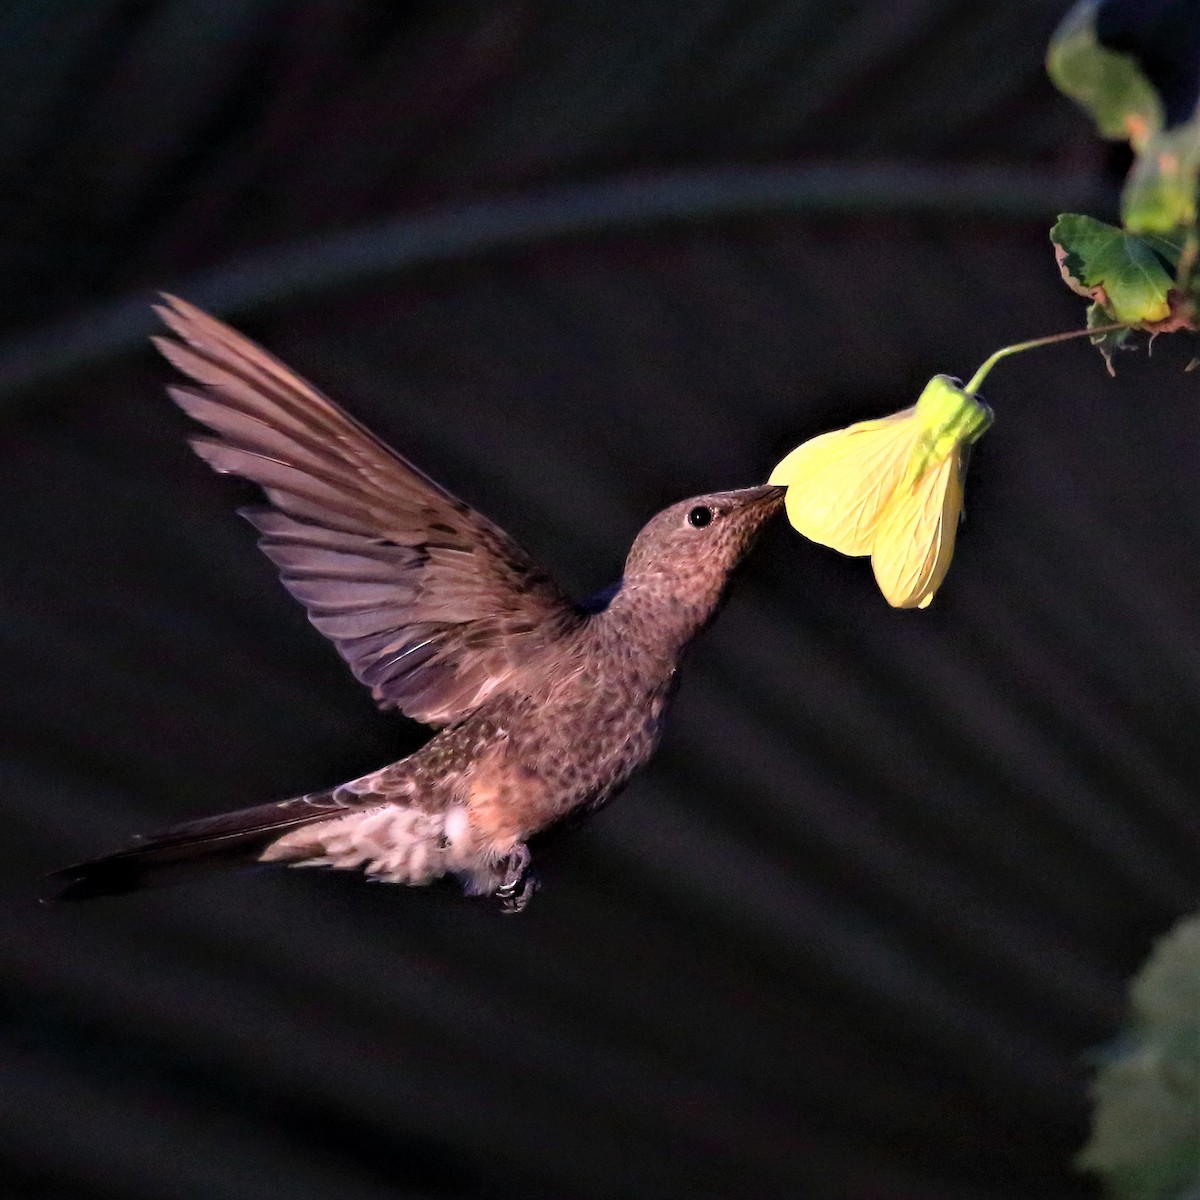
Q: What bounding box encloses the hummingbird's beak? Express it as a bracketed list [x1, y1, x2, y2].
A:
[738, 483, 787, 510]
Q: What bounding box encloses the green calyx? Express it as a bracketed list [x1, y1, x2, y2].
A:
[914, 376, 993, 452]
[907, 375, 993, 483]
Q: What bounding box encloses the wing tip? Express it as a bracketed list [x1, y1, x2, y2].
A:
[153, 293, 241, 359]
[42, 858, 142, 903]
[155, 292, 199, 322]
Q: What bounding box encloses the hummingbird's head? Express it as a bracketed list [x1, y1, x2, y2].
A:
[619, 483, 785, 633]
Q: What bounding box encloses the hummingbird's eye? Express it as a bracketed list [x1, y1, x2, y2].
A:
[687, 505, 714, 528]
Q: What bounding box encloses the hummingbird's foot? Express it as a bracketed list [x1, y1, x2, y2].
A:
[499, 874, 537, 914]
[496, 844, 533, 913]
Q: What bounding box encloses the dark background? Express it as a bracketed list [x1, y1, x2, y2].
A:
[3, 2, 1199, 1197]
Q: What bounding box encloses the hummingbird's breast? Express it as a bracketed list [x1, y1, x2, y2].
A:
[503, 608, 682, 819]
[408, 600, 686, 846]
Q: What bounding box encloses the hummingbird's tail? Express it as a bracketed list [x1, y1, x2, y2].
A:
[45, 793, 349, 902]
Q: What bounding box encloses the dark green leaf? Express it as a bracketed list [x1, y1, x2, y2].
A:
[1051, 213, 1175, 323]
[1140, 228, 1189, 267]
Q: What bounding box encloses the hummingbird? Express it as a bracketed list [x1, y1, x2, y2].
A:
[50, 296, 784, 911]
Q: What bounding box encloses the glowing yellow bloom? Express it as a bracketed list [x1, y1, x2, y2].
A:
[770, 376, 992, 609]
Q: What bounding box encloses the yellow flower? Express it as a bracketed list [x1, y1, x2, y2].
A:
[770, 376, 992, 609]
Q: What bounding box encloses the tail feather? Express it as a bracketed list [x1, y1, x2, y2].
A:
[46, 794, 349, 902]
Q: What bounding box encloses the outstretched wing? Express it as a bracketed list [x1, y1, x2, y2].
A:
[153, 295, 582, 727]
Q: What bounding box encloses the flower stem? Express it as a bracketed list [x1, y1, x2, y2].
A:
[964, 322, 1128, 395]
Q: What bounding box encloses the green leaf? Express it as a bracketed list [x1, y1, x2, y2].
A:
[1051, 213, 1176, 323]
[1123, 123, 1200, 234]
[1047, 0, 1162, 144]
[1079, 912, 1200, 1200]
[1139, 229, 1189, 268]
[1047, 2, 1200, 237]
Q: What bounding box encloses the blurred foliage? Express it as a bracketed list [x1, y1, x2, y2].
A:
[1047, 0, 1163, 143]
[1048, 0, 1200, 365]
[1048, 12, 1200, 1183]
[1079, 912, 1200, 1200]
[1049, 0, 1200, 232]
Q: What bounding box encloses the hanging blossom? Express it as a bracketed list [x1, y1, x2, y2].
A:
[770, 376, 992, 609]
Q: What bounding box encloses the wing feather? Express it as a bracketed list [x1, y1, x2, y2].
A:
[154, 295, 582, 726]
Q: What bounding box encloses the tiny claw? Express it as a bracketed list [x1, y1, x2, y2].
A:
[499, 875, 537, 914]
[496, 844, 533, 913]
[497, 844, 530, 892]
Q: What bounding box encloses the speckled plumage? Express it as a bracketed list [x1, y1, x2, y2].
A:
[50, 297, 784, 910]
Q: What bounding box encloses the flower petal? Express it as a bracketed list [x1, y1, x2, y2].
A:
[769, 409, 918, 556]
[870, 450, 964, 609]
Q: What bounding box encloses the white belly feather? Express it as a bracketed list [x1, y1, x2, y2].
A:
[260, 803, 476, 885]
